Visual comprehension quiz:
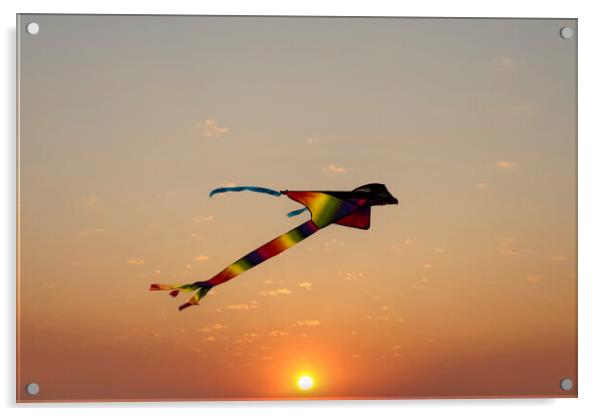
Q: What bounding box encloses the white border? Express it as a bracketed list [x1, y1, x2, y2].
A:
[2, 1, 601, 415]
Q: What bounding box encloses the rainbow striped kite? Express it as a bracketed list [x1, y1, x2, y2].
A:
[150, 183, 398, 310]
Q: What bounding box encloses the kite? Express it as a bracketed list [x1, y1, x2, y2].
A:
[150, 183, 398, 310]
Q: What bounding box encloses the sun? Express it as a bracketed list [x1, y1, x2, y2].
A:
[297, 374, 314, 391]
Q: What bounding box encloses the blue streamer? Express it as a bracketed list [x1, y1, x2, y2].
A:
[209, 186, 282, 198]
[286, 207, 309, 217]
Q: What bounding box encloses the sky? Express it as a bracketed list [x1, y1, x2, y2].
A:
[17, 15, 576, 401]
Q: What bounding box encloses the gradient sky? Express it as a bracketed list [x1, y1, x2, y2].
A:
[18, 15, 576, 401]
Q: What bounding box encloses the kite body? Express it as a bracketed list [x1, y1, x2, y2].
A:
[150, 183, 397, 310]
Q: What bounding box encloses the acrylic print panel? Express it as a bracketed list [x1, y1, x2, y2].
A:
[16, 15, 577, 402]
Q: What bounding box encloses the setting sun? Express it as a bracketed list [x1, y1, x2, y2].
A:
[297, 375, 315, 391]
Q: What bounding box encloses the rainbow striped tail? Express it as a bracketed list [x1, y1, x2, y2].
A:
[149, 281, 214, 311]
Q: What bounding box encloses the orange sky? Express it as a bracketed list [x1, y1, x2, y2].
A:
[18, 15, 576, 401]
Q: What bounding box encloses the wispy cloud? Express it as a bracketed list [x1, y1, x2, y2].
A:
[296, 320, 320, 327]
[322, 164, 347, 174]
[386, 239, 416, 253]
[343, 272, 364, 281]
[80, 228, 106, 238]
[259, 288, 291, 296]
[193, 215, 214, 223]
[497, 160, 517, 170]
[197, 323, 227, 332]
[307, 137, 320, 145]
[195, 255, 209, 262]
[499, 237, 520, 256]
[493, 57, 516, 71]
[298, 282, 312, 291]
[476, 183, 488, 190]
[527, 274, 544, 284]
[85, 195, 99, 207]
[198, 119, 229, 137]
[235, 332, 260, 344]
[269, 330, 289, 337]
[127, 258, 144, 265]
[225, 301, 258, 311]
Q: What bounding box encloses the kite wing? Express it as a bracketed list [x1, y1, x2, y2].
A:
[334, 205, 371, 229]
[283, 191, 368, 228]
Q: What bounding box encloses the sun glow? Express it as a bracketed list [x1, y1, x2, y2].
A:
[297, 374, 314, 391]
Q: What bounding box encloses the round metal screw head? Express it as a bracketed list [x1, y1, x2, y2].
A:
[26, 22, 40, 35]
[560, 377, 574, 391]
[26, 382, 40, 396]
[560, 26, 573, 39]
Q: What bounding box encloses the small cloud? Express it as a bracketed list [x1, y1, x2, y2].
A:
[434, 248, 446, 253]
[493, 57, 516, 71]
[343, 272, 364, 281]
[497, 161, 517, 170]
[195, 255, 209, 262]
[154, 269, 161, 275]
[258, 288, 291, 296]
[392, 345, 402, 351]
[423, 264, 433, 269]
[499, 237, 520, 256]
[296, 320, 320, 327]
[386, 239, 416, 254]
[197, 327, 212, 333]
[193, 215, 214, 223]
[351, 354, 361, 360]
[80, 228, 106, 238]
[269, 330, 289, 337]
[127, 258, 144, 265]
[322, 238, 344, 251]
[374, 316, 390, 321]
[263, 279, 273, 284]
[225, 302, 258, 311]
[322, 164, 347, 174]
[298, 282, 312, 291]
[476, 183, 488, 190]
[527, 274, 544, 284]
[85, 195, 99, 207]
[499, 103, 536, 115]
[307, 137, 320, 145]
[262, 356, 273, 361]
[235, 332, 260, 344]
[204, 336, 217, 342]
[198, 119, 229, 137]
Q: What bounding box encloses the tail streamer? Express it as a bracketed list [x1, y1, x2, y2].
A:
[209, 186, 281, 198]
[286, 207, 309, 217]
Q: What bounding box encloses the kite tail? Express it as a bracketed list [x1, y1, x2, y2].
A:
[177, 281, 214, 311]
[149, 281, 214, 311]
